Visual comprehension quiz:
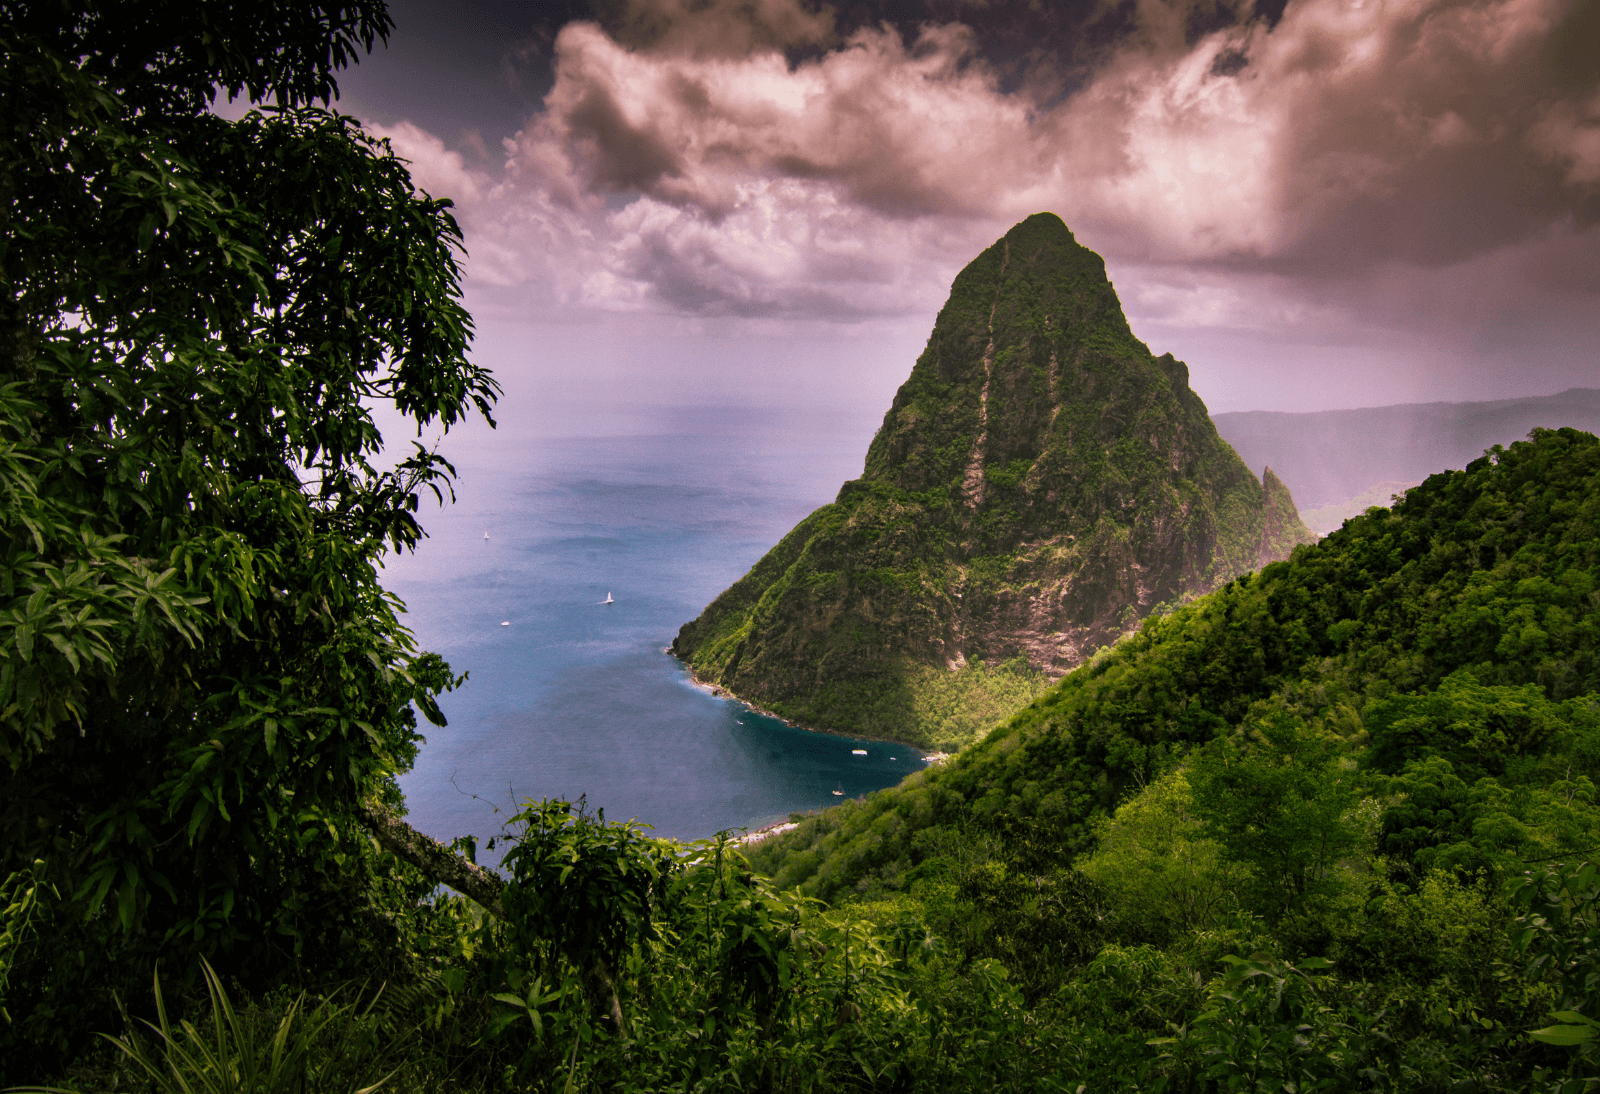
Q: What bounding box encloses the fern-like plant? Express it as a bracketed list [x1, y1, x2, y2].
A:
[18, 959, 395, 1094]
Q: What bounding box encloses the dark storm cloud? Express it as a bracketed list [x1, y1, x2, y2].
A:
[353, 0, 1264, 144]
[562, 76, 686, 191]
[1213, 0, 1600, 278]
[334, 0, 559, 156]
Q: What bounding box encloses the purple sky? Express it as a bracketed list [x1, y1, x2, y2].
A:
[318, 0, 1599, 414]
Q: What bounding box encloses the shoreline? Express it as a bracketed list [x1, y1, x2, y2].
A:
[732, 819, 799, 848]
[664, 647, 939, 760]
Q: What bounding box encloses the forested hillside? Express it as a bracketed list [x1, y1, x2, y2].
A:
[752, 426, 1600, 900]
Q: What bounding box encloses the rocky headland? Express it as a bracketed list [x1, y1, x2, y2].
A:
[672, 213, 1314, 749]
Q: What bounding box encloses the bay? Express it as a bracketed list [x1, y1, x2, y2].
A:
[381, 398, 927, 848]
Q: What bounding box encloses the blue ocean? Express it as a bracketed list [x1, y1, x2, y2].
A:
[381, 383, 927, 849]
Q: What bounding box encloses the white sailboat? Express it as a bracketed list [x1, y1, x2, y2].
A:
[604, 592, 614, 604]
[483, 530, 489, 540]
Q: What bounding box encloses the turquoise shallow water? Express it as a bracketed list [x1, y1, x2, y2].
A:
[381, 402, 925, 847]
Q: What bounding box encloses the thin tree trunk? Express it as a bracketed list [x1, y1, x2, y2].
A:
[587, 955, 629, 1039]
[355, 800, 506, 920]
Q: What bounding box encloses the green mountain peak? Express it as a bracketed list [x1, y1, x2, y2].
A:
[673, 214, 1314, 749]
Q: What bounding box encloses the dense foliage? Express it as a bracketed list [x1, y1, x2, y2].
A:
[10, 421, 1593, 1092]
[0, 0, 496, 1078]
[753, 426, 1600, 900]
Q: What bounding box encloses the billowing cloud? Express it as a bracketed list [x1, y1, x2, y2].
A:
[369, 119, 489, 204]
[518, 20, 1037, 219]
[371, 0, 1600, 366]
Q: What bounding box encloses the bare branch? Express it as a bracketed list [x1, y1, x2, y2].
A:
[357, 800, 505, 920]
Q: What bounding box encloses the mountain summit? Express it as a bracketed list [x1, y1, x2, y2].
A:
[673, 214, 1313, 748]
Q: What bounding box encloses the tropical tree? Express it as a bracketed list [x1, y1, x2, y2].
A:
[1189, 713, 1367, 924]
[0, 0, 497, 1073]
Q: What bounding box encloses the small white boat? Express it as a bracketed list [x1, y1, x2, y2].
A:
[500, 621, 509, 626]
[604, 592, 614, 604]
[483, 530, 489, 540]
[852, 749, 867, 756]
[831, 789, 844, 796]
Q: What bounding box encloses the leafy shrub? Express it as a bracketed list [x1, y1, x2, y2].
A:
[17, 959, 393, 1094]
[1079, 770, 1245, 941]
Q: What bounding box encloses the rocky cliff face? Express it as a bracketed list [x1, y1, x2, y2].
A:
[1259, 467, 1311, 567]
[673, 213, 1315, 748]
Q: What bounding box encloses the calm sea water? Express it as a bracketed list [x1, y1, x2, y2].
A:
[381, 398, 926, 848]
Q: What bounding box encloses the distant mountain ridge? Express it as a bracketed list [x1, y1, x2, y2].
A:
[673, 214, 1314, 749]
[1214, 389, 1600, 530]
[1298, 481, 1423, 538]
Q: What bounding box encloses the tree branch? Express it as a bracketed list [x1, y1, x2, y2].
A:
[356, 800, 506, 920]
[357, 801, 633, 1037]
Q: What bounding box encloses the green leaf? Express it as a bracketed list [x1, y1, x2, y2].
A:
[45, 632, 81, 672]
[117, 879, 137, 933]
[1530, 1024, 1598, 1046]
[416, 693, 447, 728]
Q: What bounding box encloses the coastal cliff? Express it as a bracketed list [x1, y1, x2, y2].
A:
[673, 213, 1314, 748]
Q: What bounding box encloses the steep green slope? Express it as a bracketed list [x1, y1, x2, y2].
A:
[750, 427, 1600, 902]
[673, 213, 1314, 748]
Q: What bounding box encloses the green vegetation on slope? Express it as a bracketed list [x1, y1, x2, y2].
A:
[674, 214, 1315, 747]
[751, 426, 1600, 903]
[746, 655, 1053, 756]
[9, 373, 1600, 1089]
